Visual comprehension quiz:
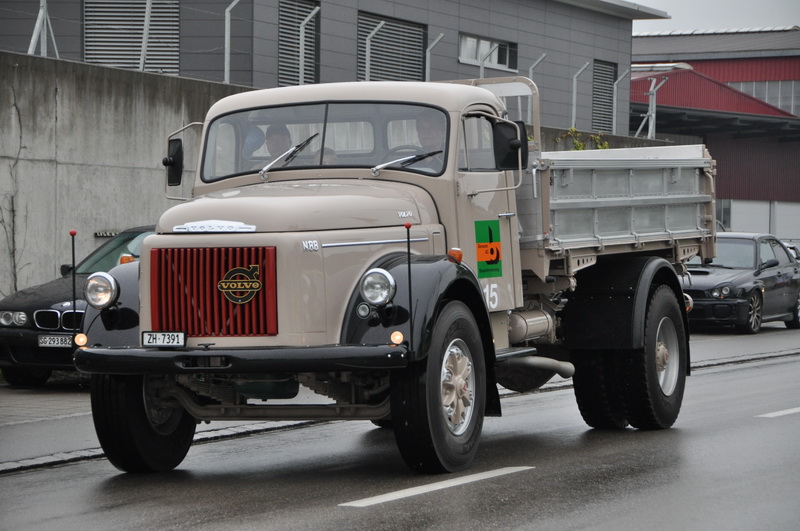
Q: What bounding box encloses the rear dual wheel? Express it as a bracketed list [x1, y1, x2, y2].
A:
[572, 351, 627, 429]
[621, 285, 687, 429]
[573, 285, 687, 430]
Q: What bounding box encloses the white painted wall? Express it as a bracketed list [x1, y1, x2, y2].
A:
[730, 199, 800, 242]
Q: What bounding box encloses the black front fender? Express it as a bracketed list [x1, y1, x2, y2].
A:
[81, 261, 142, 348]
[342, 254, 491, 360]
[341, 254, 500, 415]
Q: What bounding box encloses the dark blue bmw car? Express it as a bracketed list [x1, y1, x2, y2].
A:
[682, 232, 800, 334]
[0, 226, 154, 386]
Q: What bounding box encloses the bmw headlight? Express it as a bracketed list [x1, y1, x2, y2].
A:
[360, 268, 396, 306]
[0, 311, 27, 327]
[85, 272, 120, 309]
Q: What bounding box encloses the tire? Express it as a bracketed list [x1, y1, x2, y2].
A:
[390, 301, 485, 473]
[1, 366, 52, 387]
[736, 291, 762, 334]
[572, 351, 628, 429]
[91, 374, 196, 473]
[785, 291, 800, 329]
[620, 285, 687, 430]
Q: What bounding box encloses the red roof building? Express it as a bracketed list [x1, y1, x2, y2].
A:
[631, 27, 800, 238]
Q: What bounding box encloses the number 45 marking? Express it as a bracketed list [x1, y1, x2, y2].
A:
[483, 283, 499, 309]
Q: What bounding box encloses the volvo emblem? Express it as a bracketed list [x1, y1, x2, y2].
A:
[217, 265, 262, 304]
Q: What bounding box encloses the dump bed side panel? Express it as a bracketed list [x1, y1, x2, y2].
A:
[519, 145, 716, 279]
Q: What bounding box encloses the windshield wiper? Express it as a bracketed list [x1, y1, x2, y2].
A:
[370, 150, 442, 176]
[259, 133, 319, 180]
[284, 133, 319, 164]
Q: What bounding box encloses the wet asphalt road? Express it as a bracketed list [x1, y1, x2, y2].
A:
[1, 324, 798, 529]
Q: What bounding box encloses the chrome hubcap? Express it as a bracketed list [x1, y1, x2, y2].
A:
[655, 317, 680, 395]
[440, 338, 474, 436]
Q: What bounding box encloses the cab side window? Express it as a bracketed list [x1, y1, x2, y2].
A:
[459, 115, 496, 171]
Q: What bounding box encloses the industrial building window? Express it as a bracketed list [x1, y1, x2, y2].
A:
[458, 35, 517, 71]
[278, 0, 320, 86]
[592, 60, 617, 133]
[728, 80, 799, 116]
[84, 0, 179, 74]
[716, 199, 731, 231]
[357, 13, 426, 81]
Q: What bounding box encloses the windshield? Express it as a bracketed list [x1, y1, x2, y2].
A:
[688, 238, 756, 269]
[202, 102, 448, 181]
[75, 230, 154, 274]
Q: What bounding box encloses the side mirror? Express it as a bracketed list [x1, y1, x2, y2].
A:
[493, 121, 528, 170]
[760, 258, 779, 271]
[162, 138, 184, 186]
[60, 264, 73, 276]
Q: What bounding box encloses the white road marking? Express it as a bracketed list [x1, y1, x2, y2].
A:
[0, 411, 91, 427]
[339, 466, 534, 507]
[756, 407, 800, 418]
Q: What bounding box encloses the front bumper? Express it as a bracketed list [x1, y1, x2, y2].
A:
[687, 298, 749, 326]
[0, 328, 76, 369]
[74, 343, 409, 375]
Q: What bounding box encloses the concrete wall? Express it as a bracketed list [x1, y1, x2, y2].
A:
[0, 51, 250, 297]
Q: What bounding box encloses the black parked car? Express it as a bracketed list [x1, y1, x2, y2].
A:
[0, 226, 154, 386]
[682, 232, 800, 334]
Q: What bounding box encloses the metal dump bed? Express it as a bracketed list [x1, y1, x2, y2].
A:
[518, 144, 716, 278]
[447, 77, 716, 279]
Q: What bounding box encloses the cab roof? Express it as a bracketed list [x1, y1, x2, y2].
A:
[206, 81, 505, 120]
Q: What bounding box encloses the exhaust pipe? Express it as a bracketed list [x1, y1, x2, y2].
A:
[495, 356, 575, 393]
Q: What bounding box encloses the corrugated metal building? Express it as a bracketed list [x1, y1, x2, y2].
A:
[632, 27, 800, 240]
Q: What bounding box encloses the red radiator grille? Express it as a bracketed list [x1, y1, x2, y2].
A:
[150, 247, 278, 337]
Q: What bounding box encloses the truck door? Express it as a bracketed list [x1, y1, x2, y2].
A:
[454, 111, 522, 312]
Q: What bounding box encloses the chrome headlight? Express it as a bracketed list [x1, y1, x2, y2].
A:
[0, 311, 27, 327]
[85, 272, 120, 309]
[360, 268, 396, 306]
[710, 284, 733, 299]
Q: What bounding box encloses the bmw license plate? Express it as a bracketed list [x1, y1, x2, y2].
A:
[142, 331, 186, 348]
[38, 335, 73, 348]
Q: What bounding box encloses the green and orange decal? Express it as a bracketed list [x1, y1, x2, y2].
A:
[475, 220, 502, 278]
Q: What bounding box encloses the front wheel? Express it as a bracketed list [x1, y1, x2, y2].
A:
[391, 301, 486, 473]
[621, 285, 687, 429]
[736, 291, 763, 334]
[91, 374, 196, 473]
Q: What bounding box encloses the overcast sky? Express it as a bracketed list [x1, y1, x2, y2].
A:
[632, 0, 800, 33]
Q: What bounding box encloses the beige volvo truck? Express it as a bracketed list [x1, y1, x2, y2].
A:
[75, 77, 715, 474]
